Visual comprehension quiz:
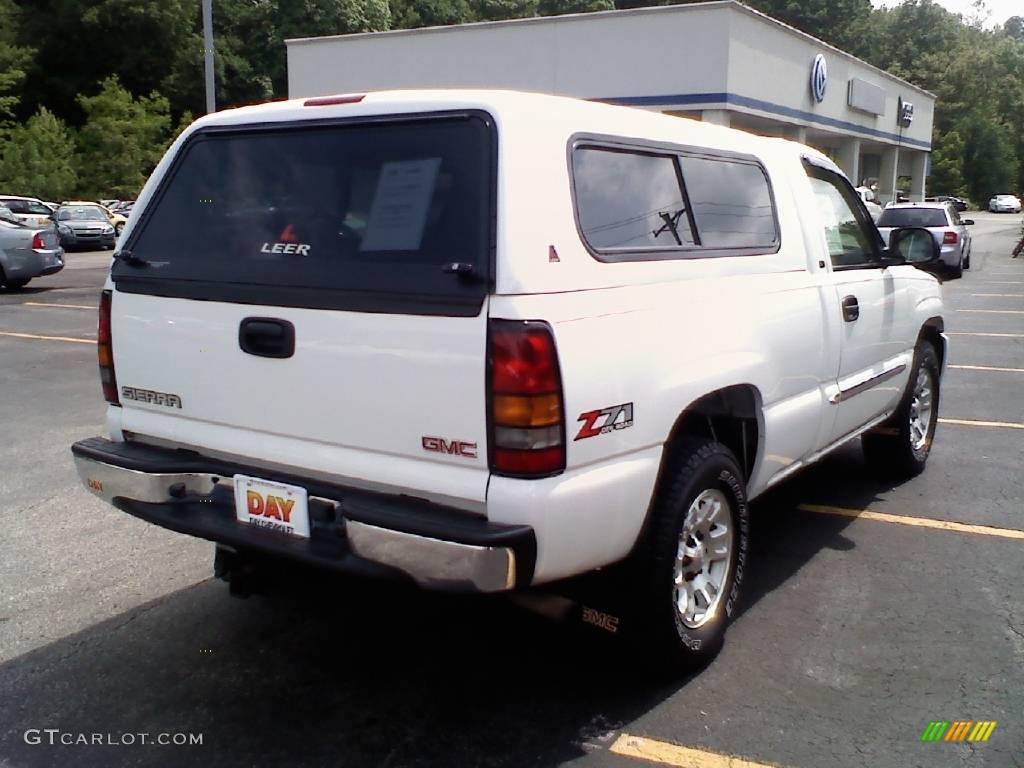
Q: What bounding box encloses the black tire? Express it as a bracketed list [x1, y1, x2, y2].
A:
[963, 251, 970, 270]
[862, 342, 940, 478]
[630, 438, 750, 668]
[3, 276, 30, 290]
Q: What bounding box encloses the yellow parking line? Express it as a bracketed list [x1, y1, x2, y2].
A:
[949, 364, 1024, 373]
[23, 301, 95, 310]
[940, 417, 1024, 430]
[971, 293, 1024, 298]
[610, 735, 784, 768]
[797, 505, 1024, 541]
[956, 309, 1024, 315]
[0, 331, 95, 344]
[947, 332, 1024, 338]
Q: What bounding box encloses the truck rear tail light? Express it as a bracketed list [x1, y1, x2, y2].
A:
[943, 231, 959, 245]
[488, 320, 566, 477]
[98, 290, 119, 406]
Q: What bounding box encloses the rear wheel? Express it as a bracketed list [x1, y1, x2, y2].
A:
[629, 438, 750, 668]
[0, 267, 30, 290]
[863, 342, 940, 478]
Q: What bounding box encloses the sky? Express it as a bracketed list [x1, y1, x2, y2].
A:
[871, 0, 1020, 28]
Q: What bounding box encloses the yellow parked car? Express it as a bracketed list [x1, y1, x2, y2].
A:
[63, 200, 128, 236]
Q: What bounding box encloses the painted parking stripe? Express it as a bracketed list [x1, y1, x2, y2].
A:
[797, 504, 1024, 541]
[23, 301, 95, 310]
[970, 293, 1024, 298]
[610, 734, 785, 768]
[949, 364, 1024, 373]
[0, 331, 95, 344]
[947, 332, 1024, 338]
[938, 417, 1024, 430]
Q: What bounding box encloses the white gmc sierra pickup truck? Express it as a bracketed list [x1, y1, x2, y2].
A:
[72, 90, 948, 665]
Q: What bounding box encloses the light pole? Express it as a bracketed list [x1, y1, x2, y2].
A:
[202, 0, 216, 114]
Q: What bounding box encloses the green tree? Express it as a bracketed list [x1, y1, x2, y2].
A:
[927, 130, 966, 198]
[16, 0, 196, 125]
[0, 108, 78, 200]
[76, 77, 172, 199]
[539, 0, 613, 16]
[474, 0, 539, 21]
[1006, 16, 1024, 42]
[742, 0, 875, 55]
[0, 0, 33, 128]
[390, 0, 476, 28]
[959, 112, 1019, 204]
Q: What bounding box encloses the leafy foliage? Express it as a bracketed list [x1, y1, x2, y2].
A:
[0, 108, 78, 200]
[0, 0, 33, 129]
[959, 112, 1019, 204]
[75, 77, 171, 199]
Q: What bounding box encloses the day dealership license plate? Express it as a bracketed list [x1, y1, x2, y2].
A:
[234, 475, 310, 538]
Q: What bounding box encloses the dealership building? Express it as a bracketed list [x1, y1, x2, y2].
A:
[286, 0, 935, 203]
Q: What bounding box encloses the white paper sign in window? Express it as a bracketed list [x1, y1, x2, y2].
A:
[360, 158, 442, 252]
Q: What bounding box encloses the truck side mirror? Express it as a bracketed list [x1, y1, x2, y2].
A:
[890, 227, 943, 277]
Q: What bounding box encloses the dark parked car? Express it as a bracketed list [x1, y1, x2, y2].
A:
[55, 203, 116, 250]
[926, 195, 969, 212]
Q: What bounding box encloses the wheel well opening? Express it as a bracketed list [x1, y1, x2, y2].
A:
[919, 321, 945, 371]
[664, 386, 761, 482]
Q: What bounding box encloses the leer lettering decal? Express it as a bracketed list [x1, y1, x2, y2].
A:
[575, 403, 634, 441]
[421, 436, 478, 459]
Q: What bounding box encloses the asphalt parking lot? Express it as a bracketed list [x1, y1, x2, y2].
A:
[1, 216, 1022, 768]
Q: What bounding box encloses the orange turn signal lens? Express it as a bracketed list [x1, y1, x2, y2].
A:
[97, 344, 112, 367]
[493, 393, 562, 428]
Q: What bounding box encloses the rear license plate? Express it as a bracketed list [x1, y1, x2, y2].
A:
[234, 475, 310, 538]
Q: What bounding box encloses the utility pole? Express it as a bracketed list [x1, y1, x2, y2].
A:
[202, 0, 216, 114]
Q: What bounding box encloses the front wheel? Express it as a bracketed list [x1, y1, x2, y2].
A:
[630, 438, 750, 668]
[863, 342, 940, 477]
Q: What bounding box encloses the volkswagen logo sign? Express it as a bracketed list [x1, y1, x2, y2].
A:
[810, 54, 827, 103]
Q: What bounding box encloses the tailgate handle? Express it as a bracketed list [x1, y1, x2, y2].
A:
[239, 318, 295, 359]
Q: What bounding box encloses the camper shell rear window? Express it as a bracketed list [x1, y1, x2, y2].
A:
[115, 112, 495, 316]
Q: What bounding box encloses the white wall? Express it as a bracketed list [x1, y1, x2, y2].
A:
[286, 1, 934, 149]
[726, 8, 934, 150]
[287, 4, 731, 102]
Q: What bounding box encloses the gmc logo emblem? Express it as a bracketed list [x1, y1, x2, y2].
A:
[422, 436, 478, 459]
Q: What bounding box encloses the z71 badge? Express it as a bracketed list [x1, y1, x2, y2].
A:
[575, 402, 634, 441]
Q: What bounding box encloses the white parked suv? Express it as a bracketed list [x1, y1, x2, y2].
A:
[72, 91, 948, 666]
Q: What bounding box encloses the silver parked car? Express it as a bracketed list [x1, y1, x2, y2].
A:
[0, 215, 64, 290]
[876, 202, 973, 278]
[988, 194, 1022, 213]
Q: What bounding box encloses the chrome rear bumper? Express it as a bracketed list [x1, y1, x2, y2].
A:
[71, 439, 533, 593]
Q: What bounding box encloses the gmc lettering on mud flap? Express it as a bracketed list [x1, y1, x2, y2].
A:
[575, 403, 634, 441]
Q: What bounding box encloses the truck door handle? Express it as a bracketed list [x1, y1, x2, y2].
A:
[841, 296, 860, 322]
[239, 317, 295, 358]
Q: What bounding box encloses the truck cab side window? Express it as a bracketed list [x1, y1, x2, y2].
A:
[805, 165, 881, 269]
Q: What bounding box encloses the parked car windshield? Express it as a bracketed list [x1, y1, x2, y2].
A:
[58, 205, 109, 221]
[876, 208, 948, 228]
